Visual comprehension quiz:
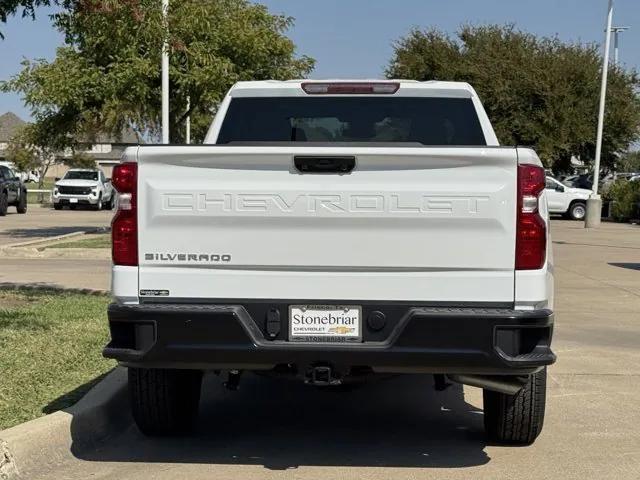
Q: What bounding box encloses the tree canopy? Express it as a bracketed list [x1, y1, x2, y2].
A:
[386, 25, 640, 172]
[4, 127, 38, 172]
[2, 0, 314, 143]
[64, 151, 95, 168]
[0, 0, 54, 34]
[5, 122, 59, 192]
[618, 150, 640, 173]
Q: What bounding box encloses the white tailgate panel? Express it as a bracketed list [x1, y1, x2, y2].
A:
[137, 146, 517, 302]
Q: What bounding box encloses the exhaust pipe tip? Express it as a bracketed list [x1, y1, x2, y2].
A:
[447, 374, 529, 395]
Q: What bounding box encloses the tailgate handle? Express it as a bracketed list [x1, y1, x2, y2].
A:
[294, 156, 355, 174]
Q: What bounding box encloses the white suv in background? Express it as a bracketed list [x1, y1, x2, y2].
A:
[53, 168, 115, 210]
[545, 176, 591, 220]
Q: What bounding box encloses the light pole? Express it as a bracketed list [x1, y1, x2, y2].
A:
[161, 0, 170, 144]
[585, 0, 614, 228]
[610, 26, 629, 66]
[186, 96, 191, 145]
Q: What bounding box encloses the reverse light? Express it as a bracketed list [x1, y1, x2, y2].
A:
[111, 162, 138, 266]
[516, 164, 546, 270]
[301, 82, 400, 95]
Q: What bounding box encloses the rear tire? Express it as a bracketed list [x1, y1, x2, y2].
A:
[0, 191, 8, 216]
[483, 367, 547, 445]
[129, 367, 203, 436]
[568, 201, 586, 221]
[16, 191, 27, 214]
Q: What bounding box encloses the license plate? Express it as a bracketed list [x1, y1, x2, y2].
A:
[69, 198, 78, 203]
[289, 305, 362, 343]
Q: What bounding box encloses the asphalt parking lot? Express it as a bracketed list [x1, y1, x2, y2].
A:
[1, 214, 639, 479]
[0, 205, 113, 246]
[0, 206, 113, 290]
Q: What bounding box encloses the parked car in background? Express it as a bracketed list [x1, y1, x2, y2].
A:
[19, 169, 40, 184]
[561, 174, 579, 187]
[562, 173, 593, 190]
[0, 161, 40, 184]
[607, 172, 632, 182]
[53, 168, 114, 210]
[0, 164, 27, 216]
[546, 176, 591, 220]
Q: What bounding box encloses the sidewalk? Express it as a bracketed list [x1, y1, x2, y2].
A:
[0, 258, 111, 292]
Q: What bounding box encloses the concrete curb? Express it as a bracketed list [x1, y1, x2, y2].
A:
[0, 246, 110, 260]
[0, 227, 110, 249]
[0, 367, 129, 480]
[1, 231, 86, 249]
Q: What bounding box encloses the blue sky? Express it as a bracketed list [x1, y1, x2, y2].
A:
[1, 0, 639, 120]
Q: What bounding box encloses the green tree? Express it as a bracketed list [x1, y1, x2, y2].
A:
[5, 128, 38, 172]
[386, 25, 640, 172]
[605, 179, 640, 221]
[0, 0, 55, 37]
[2, 0, 314, 143]
[6, 122, 60, 201]
[617, 150, 640, 173]
[64, 151, 95, 168]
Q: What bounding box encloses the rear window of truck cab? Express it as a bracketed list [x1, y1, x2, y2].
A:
[217, 97, 487, 146]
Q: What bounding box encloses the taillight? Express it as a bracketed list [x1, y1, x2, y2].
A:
[301, 82, 400, 95]
[516, 164, 546, 270]
[111, 162, 138, 266]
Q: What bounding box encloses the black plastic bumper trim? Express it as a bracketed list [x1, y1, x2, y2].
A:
[105, 302, 555, 375]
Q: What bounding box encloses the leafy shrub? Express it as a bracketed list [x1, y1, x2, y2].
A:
[606, 180, 640, 222]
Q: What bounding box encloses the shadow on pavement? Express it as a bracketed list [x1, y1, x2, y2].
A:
[72, 373, 490, 470]
[608, 262, 640, 271]
[43, 372, 111, 415]
[554, 240, 640, 250]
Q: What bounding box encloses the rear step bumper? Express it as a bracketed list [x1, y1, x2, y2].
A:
[104, 302, 555, 375]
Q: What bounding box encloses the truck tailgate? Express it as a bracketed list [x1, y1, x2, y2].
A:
[136, 146, 517, 303]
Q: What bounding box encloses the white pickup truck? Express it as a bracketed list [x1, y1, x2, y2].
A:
[53, 168, 115, 210]
[105, 80, 555, 445]
[545, 176, 591, 220]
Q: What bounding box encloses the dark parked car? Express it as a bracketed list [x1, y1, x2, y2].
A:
[0, 165, 28, 216]
[563, 173, 593, 190]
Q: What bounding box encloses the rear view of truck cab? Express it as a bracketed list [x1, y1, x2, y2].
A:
[105, 80, 555, 444]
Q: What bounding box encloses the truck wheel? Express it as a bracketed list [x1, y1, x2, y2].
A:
[16, 191, 27, 214]
[94, 195, 103, 211]
[104, 196, 114, 210]
[0, 191, 8, 216]
[568, 201, 586, 220]
[483, 367, 547, 445]
[129, 367, 203, 436]
[54, 204, 63, 210]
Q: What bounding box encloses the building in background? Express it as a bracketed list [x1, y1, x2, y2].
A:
[0, 111, 140, 178]
[0, 112, 26, 161]
[51, 129, 140, 178]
